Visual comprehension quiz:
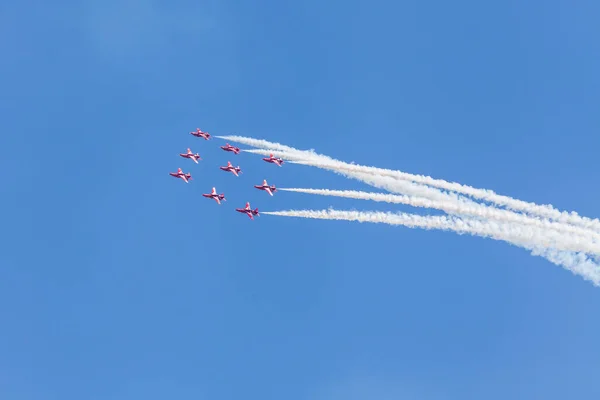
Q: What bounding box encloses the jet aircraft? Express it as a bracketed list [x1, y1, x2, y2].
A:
[219, 161, 242, 177]
[190, 128, 210, 140]
[262, 153, 284, 166]
[169, 168, 192, 183]
[179, 148, 201, 163]
[202, 187, 226, 204]
[220, 143, 240, 154]
[254, 179, 277, 196]
[236, 202, 259, 220]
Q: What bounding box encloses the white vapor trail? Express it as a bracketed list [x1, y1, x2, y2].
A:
[279, 188, 600, 247]
[246, 147, 600, 244]
[245, 148, 485, 208]
[218, 135, 600, 232]
[262, 209, 600, 286]
[215, 135, 305, 154]
[214, 135, 600, 285]
[293, 160, 600, 232]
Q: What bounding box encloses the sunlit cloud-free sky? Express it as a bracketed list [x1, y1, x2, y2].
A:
[1, 0, 599, 399]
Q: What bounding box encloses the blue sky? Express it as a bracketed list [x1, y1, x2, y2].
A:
[2, 0, 600, 399]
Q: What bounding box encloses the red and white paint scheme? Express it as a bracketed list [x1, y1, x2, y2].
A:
[169, 168, 192, 183]
[220, 143, 240, 154]
[262, 153, 284, 166]
[236, 202, 259, 220]
[254, 179, 277, 196]
[202, 187, 226, 204]
[179, 148, 201, 163]
[190, 128, 210, 140]
[219, 161, 242, 177]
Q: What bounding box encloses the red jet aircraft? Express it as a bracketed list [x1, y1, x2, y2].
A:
[262, 153, 284, 166]
[202, 187, 226, 204]
[190, 128, 210, 140]
[220, 143, 240, 154]
[169, 168, 192, 183]
[254, 179, 277, 196]
[179, 148, 201, 164]
[236, 202, 260, 220]
[220, 161, 242, 177]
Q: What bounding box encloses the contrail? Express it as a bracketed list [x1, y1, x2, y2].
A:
[294, 158, 600, 232]
[219, 135, 600, 232]
[216, 135, 309, 155]
[279, 188, 600, 246]
[216, 135, 600, 285]
[244, 148, 483, 207]
[248, 147, 600, 252]
[249, 147, 600, 256]
[255, 146, 600, 233]
[247, 147, 600, 240]
[262, 209, 600, 286]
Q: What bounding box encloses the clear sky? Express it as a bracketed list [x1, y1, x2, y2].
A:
[2, 0, 600, 399]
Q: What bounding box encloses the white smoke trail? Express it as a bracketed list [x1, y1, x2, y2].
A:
[247, 147, 600, 254]
[246, 147, 600, 242]
[244, 148, 484, 208]
[216, 135, 307, 155]
[279, 188, 600, 246]
[219, 135, 600, 232]
[262, 209, 600, 286]
[216, 135, 600, 285]
[294, 158, 600, 232]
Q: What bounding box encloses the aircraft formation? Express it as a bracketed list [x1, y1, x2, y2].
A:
[169, 128, 284, 220]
